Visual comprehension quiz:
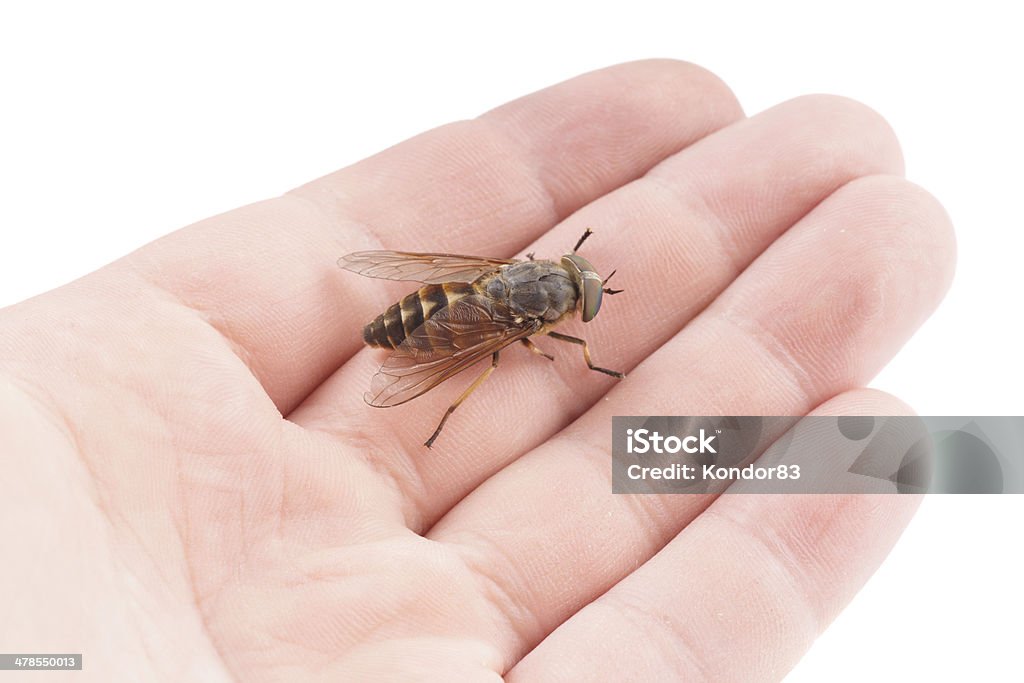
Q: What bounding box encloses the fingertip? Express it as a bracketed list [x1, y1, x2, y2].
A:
[608, 57, 745, 120]
[773, 93, 906, 177]
[813, 387, 918, 417]
[826, 174, 957, 309]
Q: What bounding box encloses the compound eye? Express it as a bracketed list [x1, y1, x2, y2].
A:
[581, 274, 603, 322]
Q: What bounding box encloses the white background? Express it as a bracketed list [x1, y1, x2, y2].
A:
[1, 2, 1020, 680]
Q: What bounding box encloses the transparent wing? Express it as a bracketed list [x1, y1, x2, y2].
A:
[366, 294, 538, 407]
[338, 250, 515, 284]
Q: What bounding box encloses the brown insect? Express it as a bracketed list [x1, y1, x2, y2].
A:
[338, 229, 624, 447]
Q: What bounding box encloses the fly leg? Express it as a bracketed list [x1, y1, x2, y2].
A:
[425, 351, 500, 448]
[521, 338, 554, 361]
[547, 332, 624, 379]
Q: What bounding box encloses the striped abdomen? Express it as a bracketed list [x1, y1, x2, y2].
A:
[363, 282, 475, 349]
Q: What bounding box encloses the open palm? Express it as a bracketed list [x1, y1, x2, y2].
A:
[0, 60, 954, 681]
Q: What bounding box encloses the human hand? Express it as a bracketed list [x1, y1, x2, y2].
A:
[0, 60, 954, 681]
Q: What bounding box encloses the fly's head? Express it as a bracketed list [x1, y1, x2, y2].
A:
[560, 228, 623, 323]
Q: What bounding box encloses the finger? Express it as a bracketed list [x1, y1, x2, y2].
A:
[294, 95, 905, 529]
[427, 176, 955, 666]
[506, 389, 921, 682]
[121, 59, 742, 413]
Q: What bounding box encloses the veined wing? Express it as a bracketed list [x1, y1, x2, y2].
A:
[338, 250, 515, 284]
[365, 294, 538, 407]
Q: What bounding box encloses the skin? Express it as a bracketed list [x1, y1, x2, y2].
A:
[0, 60, 955, 681]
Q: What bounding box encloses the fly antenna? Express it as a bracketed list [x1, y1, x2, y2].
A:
[603, 269, 623, 294]
[572, 228, 593, 253]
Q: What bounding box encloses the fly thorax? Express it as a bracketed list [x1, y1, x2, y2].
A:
[499, 261, 577, 322]
[483, 274, 509, 300]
